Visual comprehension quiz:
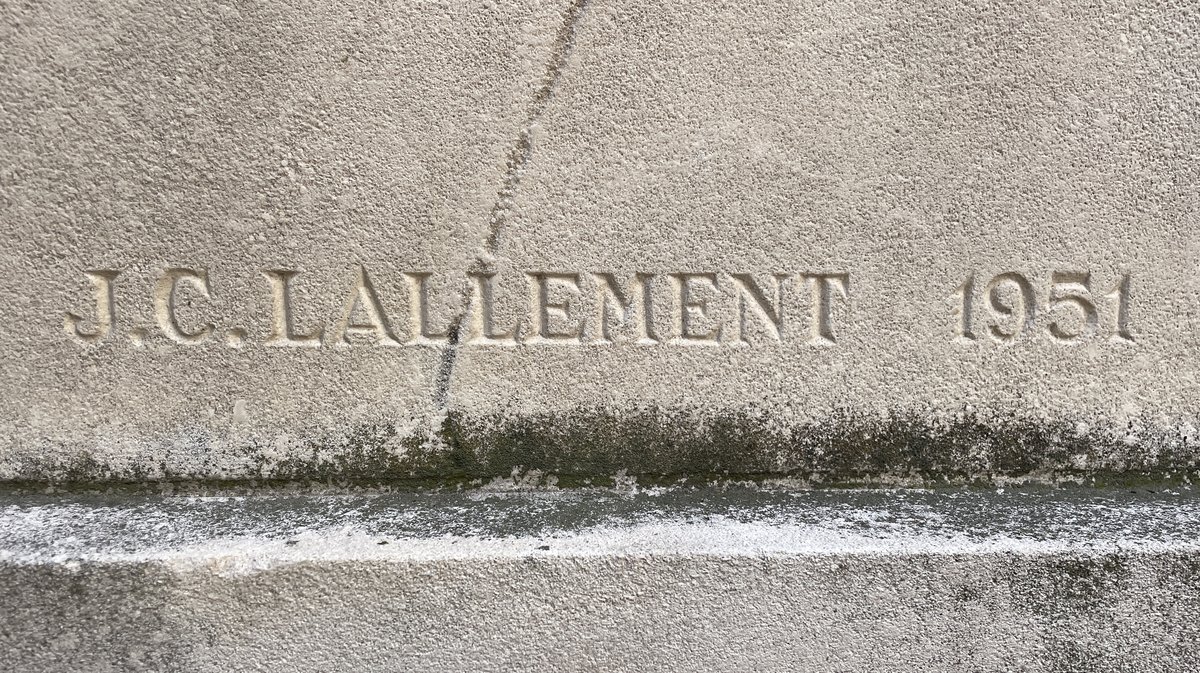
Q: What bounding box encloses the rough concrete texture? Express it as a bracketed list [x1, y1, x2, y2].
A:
[0, 0, 576, 480]
[2, 486, 1199, 672]
[445, 0, 1200, 482]
[3, 0, 1200, 483]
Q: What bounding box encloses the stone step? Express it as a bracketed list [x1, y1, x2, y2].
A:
[3, 485, 1198, 672]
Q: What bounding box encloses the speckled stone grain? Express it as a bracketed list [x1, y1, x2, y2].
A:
[3, 1, 1200, 483]
[2, 486, 1199, 672]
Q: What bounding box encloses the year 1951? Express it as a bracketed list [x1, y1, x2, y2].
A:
[951, 271, 1132, 343]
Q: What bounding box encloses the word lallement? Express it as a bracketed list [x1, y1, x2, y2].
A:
[64, 268, 852, 348]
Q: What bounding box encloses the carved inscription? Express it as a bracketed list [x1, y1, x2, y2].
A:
[64, 268, 852, 348]
[66, 268, 1144, 349]
[155, 268, 214, 344]
[261, 270, 322, 347]
[64, 270, 119, 343]
[952, 272, 1134, 343]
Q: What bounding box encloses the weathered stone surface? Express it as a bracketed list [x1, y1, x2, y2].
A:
[445, 0, 1200, 483]
[2, 1, 1200, 483]
[0, 0, 575, 480]
[2, 486, 1199, 672]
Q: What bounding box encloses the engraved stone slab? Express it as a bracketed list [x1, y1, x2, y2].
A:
[0, 0, 575, 480]
[3, 0, 1200, 483]
[443, 0, 1200, 483]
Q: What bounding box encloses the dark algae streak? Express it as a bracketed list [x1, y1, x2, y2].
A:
[6, 405, 1200, 491]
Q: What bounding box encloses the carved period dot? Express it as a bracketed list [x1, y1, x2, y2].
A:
[226, 328, 247, 348]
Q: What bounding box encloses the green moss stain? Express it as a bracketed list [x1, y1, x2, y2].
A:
[437, 406, 1200, 485]
[6, 405, 1200, 488]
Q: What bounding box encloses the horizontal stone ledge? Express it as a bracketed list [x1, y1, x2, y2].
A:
[2, 486, 1199, 672]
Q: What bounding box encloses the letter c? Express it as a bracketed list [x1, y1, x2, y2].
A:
[154, 268, 214, 344]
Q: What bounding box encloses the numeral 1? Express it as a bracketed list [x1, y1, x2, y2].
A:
[952, 274, 976, 341]
[1106, 274, 1133, 342]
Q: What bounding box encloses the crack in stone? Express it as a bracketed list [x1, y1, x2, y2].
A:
[483, 0, 591, 254]
[431, 0, 591, 412]
[431, 313, 465, 410]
